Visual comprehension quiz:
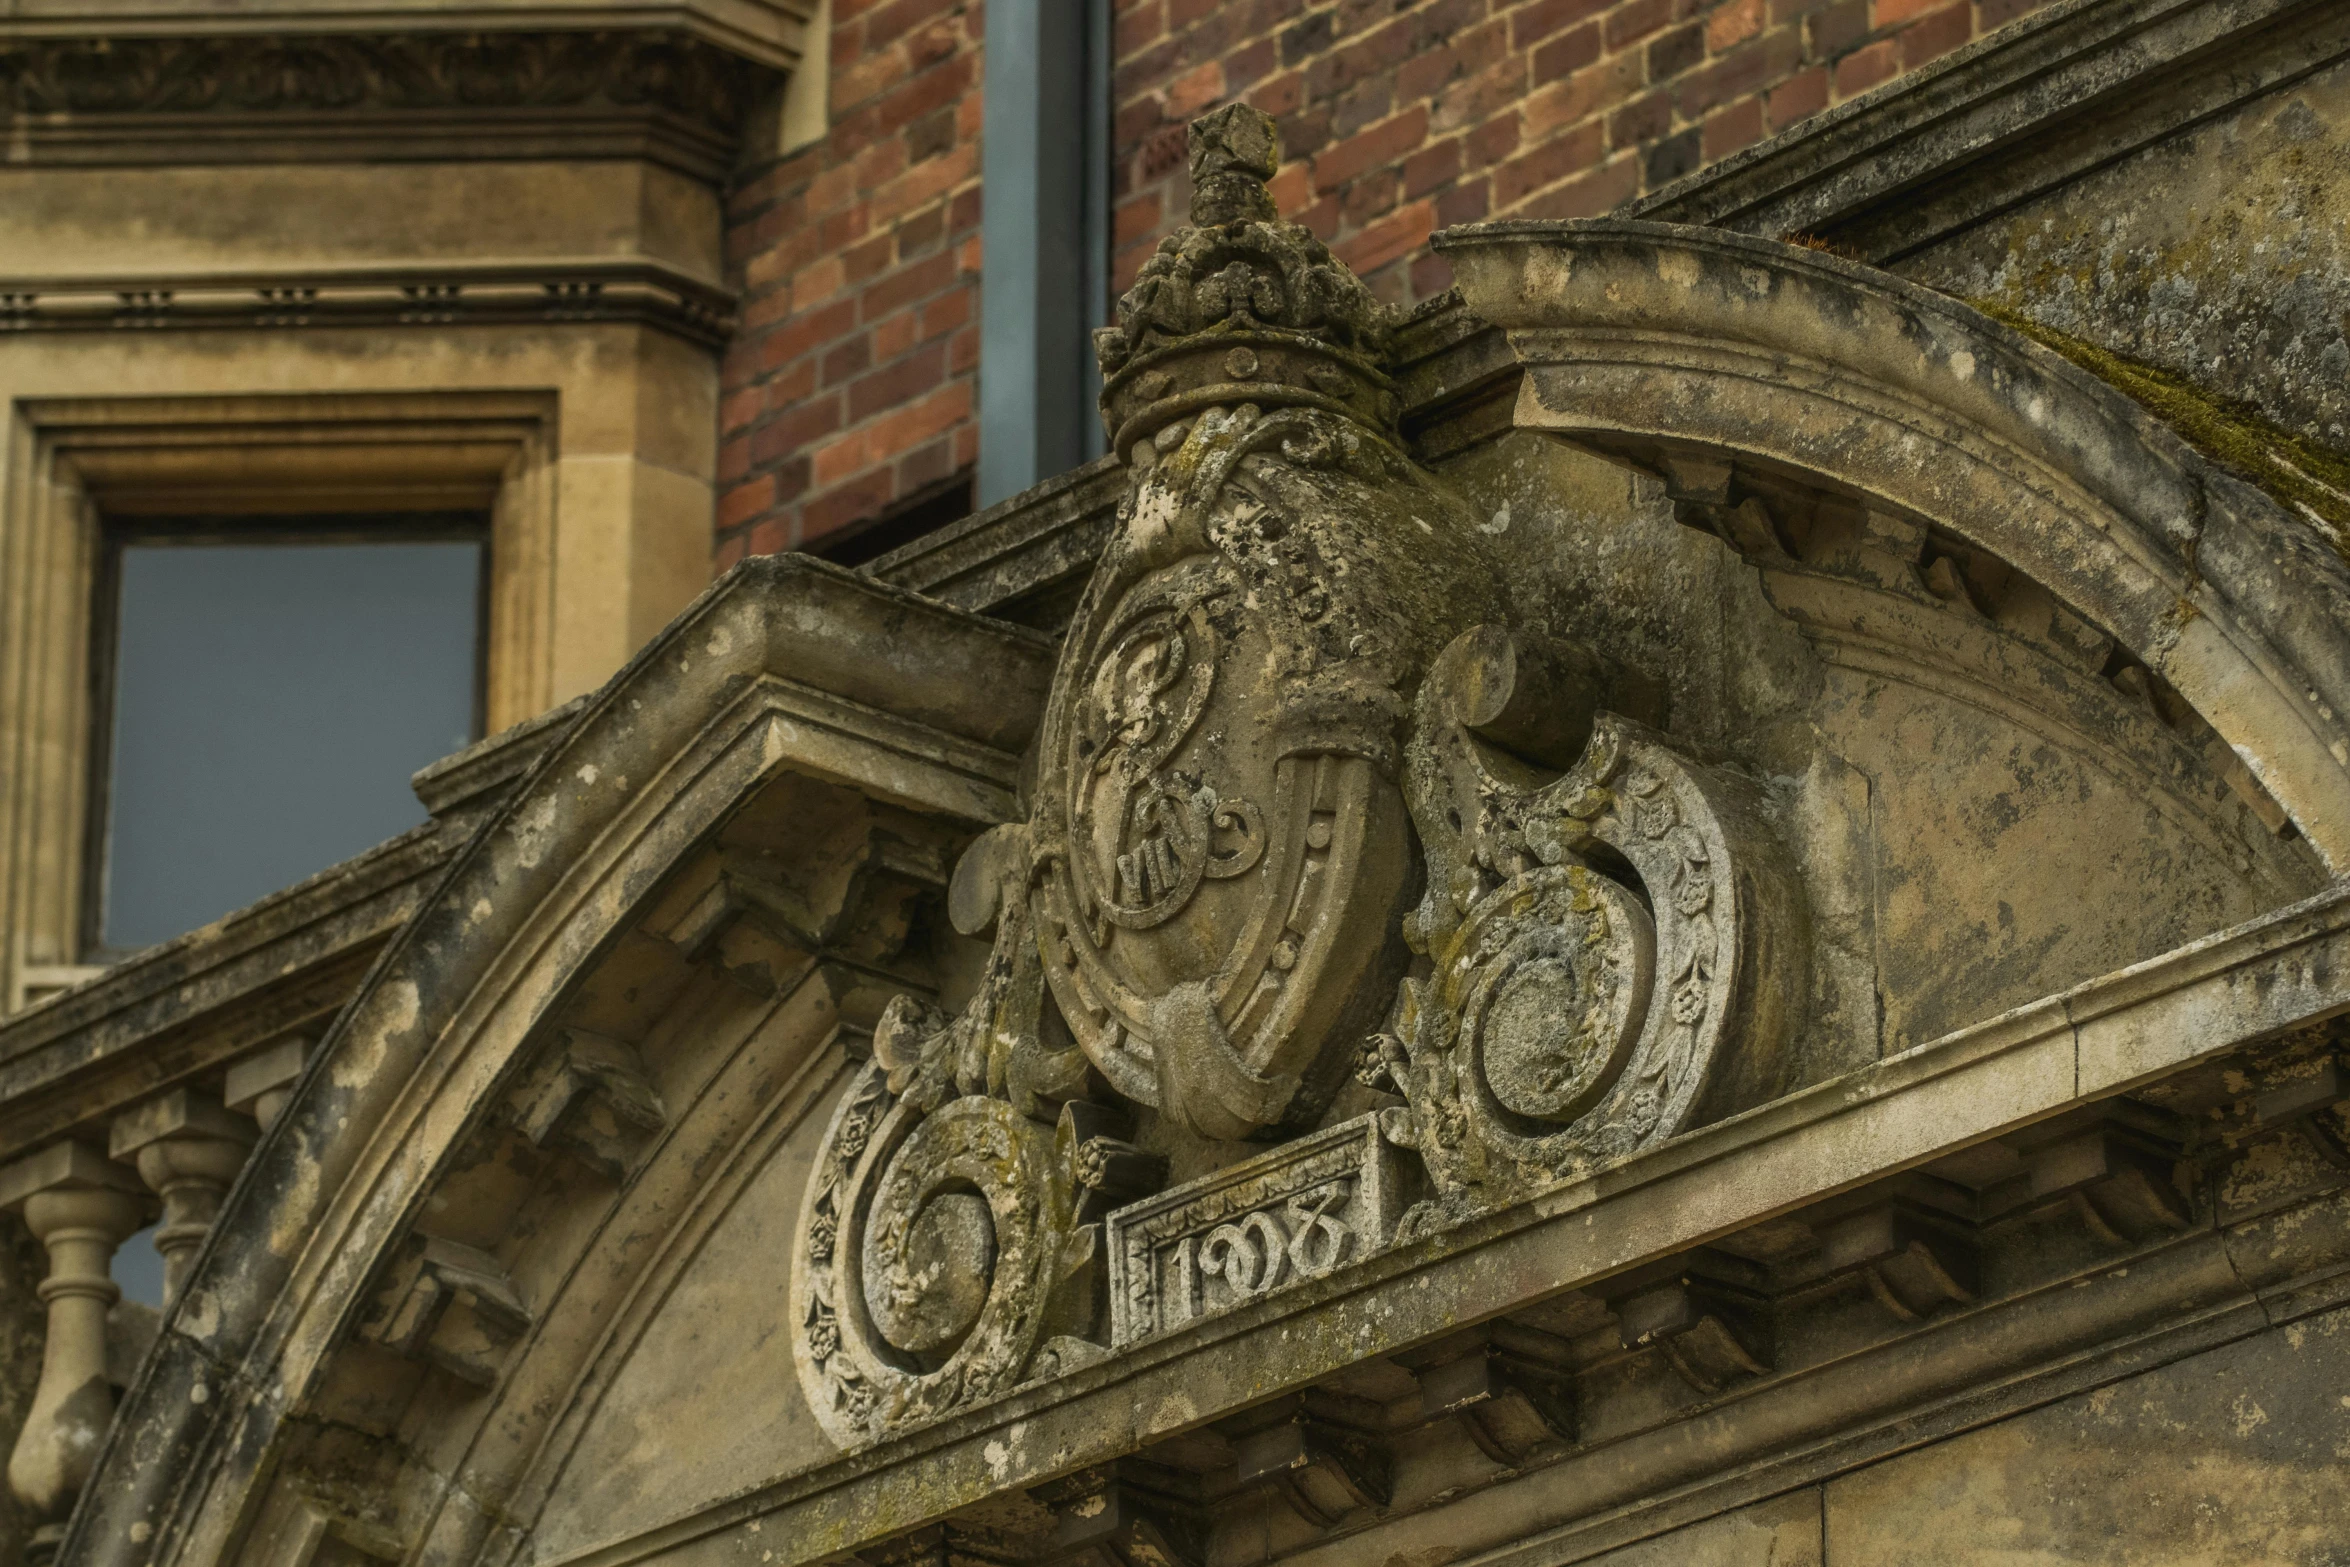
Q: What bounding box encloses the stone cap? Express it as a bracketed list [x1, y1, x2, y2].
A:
[0, 1140, 145, 1210]
[1092, 105, 1398, 453]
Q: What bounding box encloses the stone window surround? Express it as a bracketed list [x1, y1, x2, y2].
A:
[0, 388, 566, 1014]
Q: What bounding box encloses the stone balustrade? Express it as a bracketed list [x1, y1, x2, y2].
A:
[108, 1094, 256, 1303]
[0, 1032, 311, 1552]
[0, 1144, 145, 1558]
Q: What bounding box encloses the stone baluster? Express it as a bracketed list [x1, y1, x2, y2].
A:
[110, 1091, 256, 1302]
[0, 1141, 148, 1545]
[224, 1034, 311, 1132]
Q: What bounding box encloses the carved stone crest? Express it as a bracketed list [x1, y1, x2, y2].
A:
[789, 104, 1803, 1450]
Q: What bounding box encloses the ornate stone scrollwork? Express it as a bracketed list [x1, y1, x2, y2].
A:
[789, 1056, 1101, 1447]
[792, 103, 1803, 1449]
[788, 824, 1105, 1448]
[792, 102, 1511, 1445]
[1370, 626, 1805, 1211]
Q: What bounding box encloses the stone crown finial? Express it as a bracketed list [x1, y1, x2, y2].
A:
[1186, 103, 1279, 226]
[1094, 105, 1397, 454]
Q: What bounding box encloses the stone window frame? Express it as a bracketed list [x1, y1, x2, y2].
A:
[0, 390, 561, 1012]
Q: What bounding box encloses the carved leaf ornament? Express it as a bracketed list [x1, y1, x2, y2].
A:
[790, 105, 1802, 1449]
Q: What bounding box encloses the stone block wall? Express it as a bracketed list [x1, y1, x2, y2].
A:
[717, 0, 2056, 557]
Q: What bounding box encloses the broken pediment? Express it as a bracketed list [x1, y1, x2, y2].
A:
[60, 104, 2350, 1567]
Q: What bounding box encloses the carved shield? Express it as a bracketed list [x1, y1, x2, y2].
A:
[1027, 407, 1483, 1141]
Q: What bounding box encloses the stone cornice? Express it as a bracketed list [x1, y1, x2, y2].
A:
[0, 258, 736, 347]
[0, 30, 784, 173]
[1627, 0, 2350, 261]
[0, 692, 594, 1155]
[0, 105, 748, 179]
[867, 454, 1125, 618]
[0, 827, 447, 1158]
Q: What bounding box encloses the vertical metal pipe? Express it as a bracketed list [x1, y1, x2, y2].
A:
[1081, 0, 1112, 463]
[979, 0, 1109, 505]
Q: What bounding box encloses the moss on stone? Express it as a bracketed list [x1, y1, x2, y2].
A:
[1972, 299, 2350, 563]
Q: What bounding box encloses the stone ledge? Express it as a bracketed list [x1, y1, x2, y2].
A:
[0, 30, 791, 176]
[866, 454, 1125, 620]
[0, 262, 735, 346]
[411, 695, 592, 822]
[0, 830, 441, 1151]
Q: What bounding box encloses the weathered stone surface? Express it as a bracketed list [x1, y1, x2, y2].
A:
[16, 58, 2350, 1567]
[1577, 1491, 1821, 1566]
[1899, 53, 2350, 455]
[1824, 1306, 2350, 1562]
[520, 1046, 848, 1561]
[1436, 217, 2350, 874]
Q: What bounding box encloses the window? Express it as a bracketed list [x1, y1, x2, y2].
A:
[86, 516, 486, 956]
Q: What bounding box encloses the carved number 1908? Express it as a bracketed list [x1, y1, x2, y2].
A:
[1165, 1178, 1356, 1323]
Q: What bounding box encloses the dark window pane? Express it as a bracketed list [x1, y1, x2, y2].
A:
[115, 1225, 166, 1309]
[101, 539, 481, 951]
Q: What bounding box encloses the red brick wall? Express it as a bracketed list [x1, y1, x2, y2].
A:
[1118, 0, 2058, 305]
[718, 0, 2054, 559]
[1112, 0, 2054, 306]
[717, 0, 985, 563]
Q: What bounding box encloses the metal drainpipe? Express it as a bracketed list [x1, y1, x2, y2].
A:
[978, 0, 1112, 508]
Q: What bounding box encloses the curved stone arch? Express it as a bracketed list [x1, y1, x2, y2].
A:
[62, 558, 1053, 1567]
[1437, 218, 2350, 871]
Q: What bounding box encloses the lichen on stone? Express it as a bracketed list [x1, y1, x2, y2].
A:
[1971, 298, 2350, 563]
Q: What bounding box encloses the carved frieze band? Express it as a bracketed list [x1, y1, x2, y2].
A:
[0, 262, 734, 345]
[0, 32, 772, 128]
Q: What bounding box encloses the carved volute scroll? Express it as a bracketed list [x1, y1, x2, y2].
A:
[1368, 626, 1805, 1214]
[792, 104, 1804, 1451]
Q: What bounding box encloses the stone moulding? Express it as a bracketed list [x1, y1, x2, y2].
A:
[865, 454, 1127, 617]
[0, 12, 809, 73]
[0, 261, 735, 345]
[1433, 217, 2350, 873]
[0, 29, 788, 177]
[535, 881, 2350, 1567]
